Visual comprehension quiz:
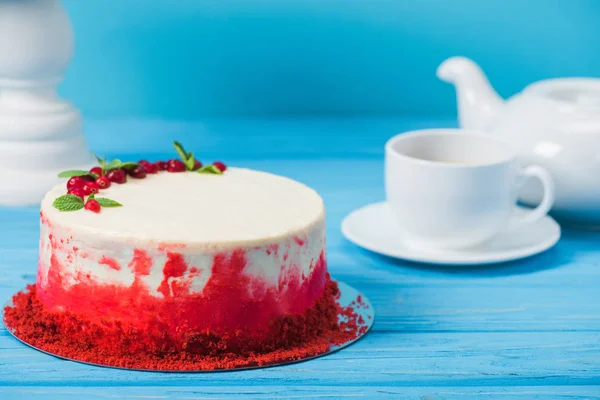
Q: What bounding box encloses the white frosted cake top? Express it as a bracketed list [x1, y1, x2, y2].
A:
[41, 168, 325, 245]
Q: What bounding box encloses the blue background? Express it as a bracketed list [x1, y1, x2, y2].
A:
[61, 0, 600, 119]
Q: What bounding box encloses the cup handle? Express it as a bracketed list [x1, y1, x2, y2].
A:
[510, 165, 555, 229]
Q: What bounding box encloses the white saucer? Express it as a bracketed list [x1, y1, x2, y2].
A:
[341, 202, 561, 266]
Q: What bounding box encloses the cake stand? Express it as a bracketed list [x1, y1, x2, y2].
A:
[0, 0, 93, 206]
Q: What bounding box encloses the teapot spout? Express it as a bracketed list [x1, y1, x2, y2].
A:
[437, 57, 504, 131]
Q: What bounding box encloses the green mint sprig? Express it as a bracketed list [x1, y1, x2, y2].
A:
[57, 170, 99, 179]
[196, 165, 223, 175]
[57, 155, 139, 180]
[54, 144, 223, 213]
[93, 153, 138, 174]
[173, 141, 197, 170]
[119, 162, 138, 170]
[53, 194, 85, 211]
[173, 141, 225, 174]
[88, 193, 123, 208]
[53, 193, 123, 212]
[96, 197, 123, 208]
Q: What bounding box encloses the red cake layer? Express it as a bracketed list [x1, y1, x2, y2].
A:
[36, 244, 329, 353]
[4, 279, 367, 370]
[38, 221, 330, 346]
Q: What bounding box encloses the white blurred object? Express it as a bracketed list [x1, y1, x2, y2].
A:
[438, 56, 600, 227]
[0, 0, 92, 206]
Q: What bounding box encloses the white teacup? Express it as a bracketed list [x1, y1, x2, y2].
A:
[385, 129, 554, 250]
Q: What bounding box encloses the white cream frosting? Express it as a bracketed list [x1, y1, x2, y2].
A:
[38, 168, 327, 298]
[41, 168, 325, 247]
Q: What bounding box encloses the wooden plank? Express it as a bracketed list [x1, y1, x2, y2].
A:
[1, 386, 599, 400]
[0, 332, 598, 386]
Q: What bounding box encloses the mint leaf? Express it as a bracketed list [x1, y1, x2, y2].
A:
[95, 197, 123, 208]
[58, 170, 97, 179]
[184, 155, 196, 171]
[104, 159, 122, 171]
[173, 141, 189, 162]
[92, 154, 139, 174]
[93, 153, 106, 167]
[197, 165, 222, 175]
[93, 153, 110, 174]
[119, 161, 138, 170]
[52, 194, 84, 212]
[174, 141, 197, 170]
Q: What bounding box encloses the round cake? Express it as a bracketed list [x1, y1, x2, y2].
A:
[3, 148, 368, 370]
[40, 168, 334, 352]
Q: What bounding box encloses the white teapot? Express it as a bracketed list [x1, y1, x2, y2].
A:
[438, 56, 600, 228]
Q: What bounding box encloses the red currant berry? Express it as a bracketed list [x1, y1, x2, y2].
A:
[106, 169, 127, 184]
[90, 166, 103, 176]
[82, 181, 99, 196]
[167, 159, 186, 172]
[95, 176, 111, 189]
[193, 160, 203, 170]
[67, 187, 85, 200]
[139, 160, 158, 174]
[85, 199, 101, 213]
[213, 161, 227, 172]
[155, 161, 168, 171]
[67, 176, 86, 190]
[129, 165, 147, 179]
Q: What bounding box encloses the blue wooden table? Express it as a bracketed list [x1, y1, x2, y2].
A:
[1, 118, 599, 399]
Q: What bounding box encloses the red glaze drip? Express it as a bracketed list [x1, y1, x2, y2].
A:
[129, 249, 153, 276]
[157, 252, 189, 297]
[99, 256, 121, 271]
[294, 237, 306, 246]
[40, 212, 51, 227]
[265, 244, 278, 256]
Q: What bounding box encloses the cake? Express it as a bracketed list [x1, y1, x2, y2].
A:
[4, 144, 366, 370]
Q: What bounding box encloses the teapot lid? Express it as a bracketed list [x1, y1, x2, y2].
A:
[524, 78, 600, 114]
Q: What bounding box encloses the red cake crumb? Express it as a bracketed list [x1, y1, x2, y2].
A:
[4, 280, 364, 371]
[98, 256, 121, 271]
[128, 249, 153, 276]
[157, 252, 189, 297]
